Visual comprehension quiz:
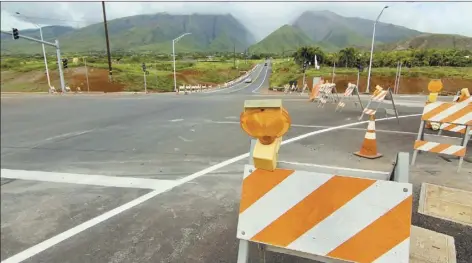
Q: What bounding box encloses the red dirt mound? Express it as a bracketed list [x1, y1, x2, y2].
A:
[40, 68, 125, 92]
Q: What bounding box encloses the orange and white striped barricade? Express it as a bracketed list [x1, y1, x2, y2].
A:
[411, 101, 472, 172]
[438, 96, 472, 136]
[359, 87, 399, 123]
[335, 83, 363, 112]
[283, 84, 290, 94]
[237, 141, 413, 263]
[317, 83, 337, 108]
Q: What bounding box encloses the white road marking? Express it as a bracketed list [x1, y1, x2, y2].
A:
[178, 136, 192, 142]
[204, 65, 260, 94]
[209, 121, 418, 135]
[169, 119, 184, 122]
[1, 113, 421, 263]
[0, 169, 176, 190]
[45, 130, 93, 141]
[227, 65, 266, 93]
[224, 116, 238, 119]
[251, 65, 270, 93]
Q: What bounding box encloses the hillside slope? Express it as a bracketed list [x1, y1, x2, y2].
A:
[249, 25, 314, 53]
[292, 10, 422, 49]
[379, 34, 472, 50]
[1, 13, 256, 54]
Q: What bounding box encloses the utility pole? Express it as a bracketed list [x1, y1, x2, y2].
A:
[233, 42, 236, 68]
[102, 1, 113, 82]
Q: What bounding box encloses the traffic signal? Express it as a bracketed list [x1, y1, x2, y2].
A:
[357, 63, 364, 72]
[12, 28, 19, 40]
[62, 58, 68, 69]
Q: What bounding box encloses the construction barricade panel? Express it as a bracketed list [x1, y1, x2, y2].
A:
[412, 100, 472, 172]
[237, 165, 413, 263]
[421, 101, 472, 125]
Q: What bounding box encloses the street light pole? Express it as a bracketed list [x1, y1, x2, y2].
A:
[365, 5, 388, 94]
[16, 12, 51, 88]
[172, 33, 191, 93]
[173, 39, 177, 92]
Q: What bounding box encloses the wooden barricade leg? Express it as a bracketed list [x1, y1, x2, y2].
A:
[411, 120, 426, 166]
[355, 86, 364, 110]
[236, 240, 249, 263]
[457, 126, 471, 172]
[359, 101, 370, 120]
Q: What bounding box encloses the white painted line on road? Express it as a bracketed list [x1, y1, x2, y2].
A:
[204, 64, 260, 94]
[1, 113, 421, 263]
[227, 65, 266, 94]
[209, 121, 418, 135]
[251, 65, 270, 93]
[0, 169, 177, 190]
[169, 119, 184, 122]
[178, 136, 192, 142]
[45, 130, 93, 141]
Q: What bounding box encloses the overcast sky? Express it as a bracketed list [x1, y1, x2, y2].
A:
[1, 1, 471, 40]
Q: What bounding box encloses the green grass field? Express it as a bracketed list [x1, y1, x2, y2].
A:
[1, 56, 260, 92]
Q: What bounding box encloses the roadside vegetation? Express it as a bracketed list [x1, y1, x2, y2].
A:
[270, 46, 472, 92]
[1, 54, 259, 92]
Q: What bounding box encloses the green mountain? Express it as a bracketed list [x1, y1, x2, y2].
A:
[292, 10, 423, 50]
[1, 13, 256, 54]
[378, 33, 472, 51]
[249, 25, 314, 54]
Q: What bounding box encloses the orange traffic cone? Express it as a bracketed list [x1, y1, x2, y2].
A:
[354, 115, 382, 159]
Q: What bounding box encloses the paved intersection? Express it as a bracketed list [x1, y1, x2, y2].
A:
[1, 65, 471, 263]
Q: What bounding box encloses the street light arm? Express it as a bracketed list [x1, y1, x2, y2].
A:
[15, 12, 41, 28]
[375, 6, 389, 23]
[173, 32, 191, 44]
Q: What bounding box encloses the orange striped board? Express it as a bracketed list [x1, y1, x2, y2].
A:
[414, 140, 466, 157]
[438, 97, 472, 135]
[439, 123, 472, 135]
[359, 88, 399, 122]
[421, 101, 472, 125]
[237, 165, 413, 263]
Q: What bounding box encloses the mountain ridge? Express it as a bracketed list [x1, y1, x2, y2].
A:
[1, 13, 256, 54]
[1, 11, 470, 55]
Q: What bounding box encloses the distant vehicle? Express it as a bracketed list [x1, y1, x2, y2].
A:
[264, 62, 267, 66]
[245, 78, 252, 83]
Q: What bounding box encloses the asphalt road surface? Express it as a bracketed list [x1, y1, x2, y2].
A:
[203, 61, 271, 94]
[1, 75, 471, 263]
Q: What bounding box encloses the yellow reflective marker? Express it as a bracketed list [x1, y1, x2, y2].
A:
[373, 85, 383, 96]
[240, 99, 291, 171]
[457, 88, 470, 102]
[425, 79, 444, 129]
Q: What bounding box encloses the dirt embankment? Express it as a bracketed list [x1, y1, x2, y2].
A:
[298, 75, 471, 94]
[57, 67, 125, 92]
[4, 67, 127, 92]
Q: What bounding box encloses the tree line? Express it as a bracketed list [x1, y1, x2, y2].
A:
[292, 47, 472, 68]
